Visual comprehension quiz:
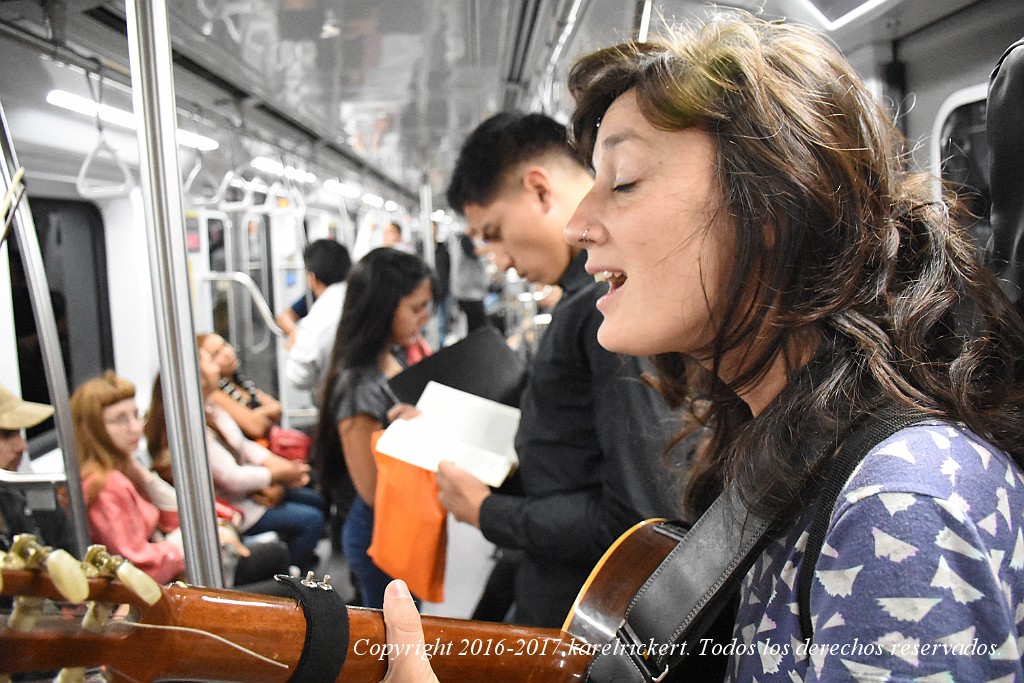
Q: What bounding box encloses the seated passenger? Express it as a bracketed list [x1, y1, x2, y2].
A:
[198, 333, 282, 441]
[0, 385, 72, 552]
[73, 371, 287, 589]
[71, 372, 185, 583]
[316, 247, 435, 608]
[149, 351, 325, 574]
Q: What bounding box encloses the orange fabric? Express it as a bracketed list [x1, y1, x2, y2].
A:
[367, 430, 447, 602]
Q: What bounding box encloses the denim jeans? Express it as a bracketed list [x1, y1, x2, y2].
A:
[245, 486, 325, 574]
[342, 496, 396, 609]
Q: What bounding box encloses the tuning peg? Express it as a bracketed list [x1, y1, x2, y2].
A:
[83, 545, 161, 606]
[55, 667, 86, 682]
[82, 600, 114, 633]
[8, 535, 89, 603]
[8, 595, 45, 631]
[115, 561, 161, 606]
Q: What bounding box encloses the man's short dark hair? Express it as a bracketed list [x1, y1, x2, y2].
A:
[446, 112, 579, 213]
[303, 239, 352, 286]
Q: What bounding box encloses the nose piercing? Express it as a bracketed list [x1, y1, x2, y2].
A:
[580, 227, 592, 244]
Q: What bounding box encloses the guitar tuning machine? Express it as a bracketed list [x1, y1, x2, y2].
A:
[83, 545, 161, 606]
[300, 571, 334, 591]
[54, 666, 87, 682]
[7, 534, 89, 604]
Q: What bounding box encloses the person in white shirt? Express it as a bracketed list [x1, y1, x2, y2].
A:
[286, 239, 352, 393]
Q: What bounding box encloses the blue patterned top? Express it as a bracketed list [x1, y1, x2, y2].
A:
[728, 423, 1024, 681]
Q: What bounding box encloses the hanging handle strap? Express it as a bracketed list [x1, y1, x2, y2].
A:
[76, 68, 134, 199]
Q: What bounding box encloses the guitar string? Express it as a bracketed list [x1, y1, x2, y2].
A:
[119, 621, 290, 669]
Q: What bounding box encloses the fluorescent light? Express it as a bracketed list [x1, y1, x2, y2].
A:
[384, 200, 398, 212]
[252, 157, 316, 183]
[362, 193, 384, 208]
[324, 178, 362, 198]
[251, 156, 284, 175]
[46, 89, 219, 151]
[797, 0, 901, 32]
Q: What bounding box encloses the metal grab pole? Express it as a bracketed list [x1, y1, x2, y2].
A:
[124, 0, 222, 586]
[0, 101, 90, 557]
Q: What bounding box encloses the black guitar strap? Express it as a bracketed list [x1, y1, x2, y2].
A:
[585, 486, 776, 682]
[796, 408, 928, 643]
[586, 408, 927, 683]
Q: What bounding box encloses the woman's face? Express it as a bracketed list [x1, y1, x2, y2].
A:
[567, 90, 731, 358]
[197, 349, 222, 397]
[201, 334, 238, 376]
[103, 398, 142, 456]
[390, 278, 433, 347]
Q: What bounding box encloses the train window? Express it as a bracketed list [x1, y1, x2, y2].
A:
[938, 99, 991, 251]
[8, 198, 113, 443]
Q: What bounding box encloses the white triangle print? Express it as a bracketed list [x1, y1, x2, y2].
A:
[821, 542, 840, 559]
[935, 493, 970, 523]
[790, 635, 807, 663]
[876, 597, 941, 622]
[1011, 529, 1024, 570]
[1005, 464, 1017, 487]
[937, 624, 976, 646]
[876, 631, 919, 666]
[978, 513, 999, 536]
[969, 440, 992, 469]
[877, 439, 917, 464]
[756, 612, 777, 634]
[940, 457, 960, 486]
[879, 492, 916, 516]
[846, 484, 884, 504]
[929, 430, 951, 450]
[935, 527, 985, 559]
[930, 556, 984, 603]
[816, 565, 863, 597]
[997, 488, 1012, 528]
[915, 674, 954, 682]
[821, 612, 845, 630]
[989, 633, 1021, 661]
[757, 640, 783, 674]
[872, 527, 919, 562]
[983, 676, 1015, 683]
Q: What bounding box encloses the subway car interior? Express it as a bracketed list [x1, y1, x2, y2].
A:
[1, 0, 1023, 680]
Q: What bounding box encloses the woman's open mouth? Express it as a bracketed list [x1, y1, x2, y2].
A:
[594, 270, 627, 293]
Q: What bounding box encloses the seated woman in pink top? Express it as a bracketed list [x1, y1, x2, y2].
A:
[71, 371, 185, 583]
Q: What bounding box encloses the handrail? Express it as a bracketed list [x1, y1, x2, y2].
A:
[198, 271, 286, 338]
[0, 468, 66, 488]
[0, 100, 91, 557]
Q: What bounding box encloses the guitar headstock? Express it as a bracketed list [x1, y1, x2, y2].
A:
[1, 535, 172, 680]
[2, 536, 307, 682]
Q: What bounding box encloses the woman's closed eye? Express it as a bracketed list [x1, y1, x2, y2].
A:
[613, 181, 637, 193]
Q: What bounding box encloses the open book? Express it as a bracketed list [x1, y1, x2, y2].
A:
[375, 381, 520, 486]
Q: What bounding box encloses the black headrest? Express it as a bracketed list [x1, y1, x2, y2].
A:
[986, 37, 1024, 301]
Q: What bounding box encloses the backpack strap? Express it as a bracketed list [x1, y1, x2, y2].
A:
[796, 408, 930, 642]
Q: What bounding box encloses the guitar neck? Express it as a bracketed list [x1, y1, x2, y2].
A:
[2, 571, 589, 681]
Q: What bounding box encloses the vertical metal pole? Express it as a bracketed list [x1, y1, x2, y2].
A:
[123, 0, 223, 586]
[0, 101, 90, 557]
[420, 176, 434, 267]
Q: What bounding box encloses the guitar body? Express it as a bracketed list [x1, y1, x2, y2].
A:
[1, 521, 682, 682]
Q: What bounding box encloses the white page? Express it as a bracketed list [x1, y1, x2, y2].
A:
[375, 381, 520, 486]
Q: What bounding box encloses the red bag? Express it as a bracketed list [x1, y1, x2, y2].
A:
[267, 425, 312, 462]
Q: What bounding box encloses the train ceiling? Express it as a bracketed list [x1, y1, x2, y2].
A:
[0, 0, 984, 211]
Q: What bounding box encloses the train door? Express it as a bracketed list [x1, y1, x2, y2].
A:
[7, 198, 113, 448]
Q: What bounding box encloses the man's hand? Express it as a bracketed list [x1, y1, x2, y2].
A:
[380, 580, 440, 683]
[436, 461, 490, 528]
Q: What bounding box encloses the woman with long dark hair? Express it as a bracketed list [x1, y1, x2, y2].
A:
[317, 247, 434, 609]
[382, 11, 1024, 681]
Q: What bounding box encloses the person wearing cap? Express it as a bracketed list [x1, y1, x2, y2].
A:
[0, 385, 72, 551]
